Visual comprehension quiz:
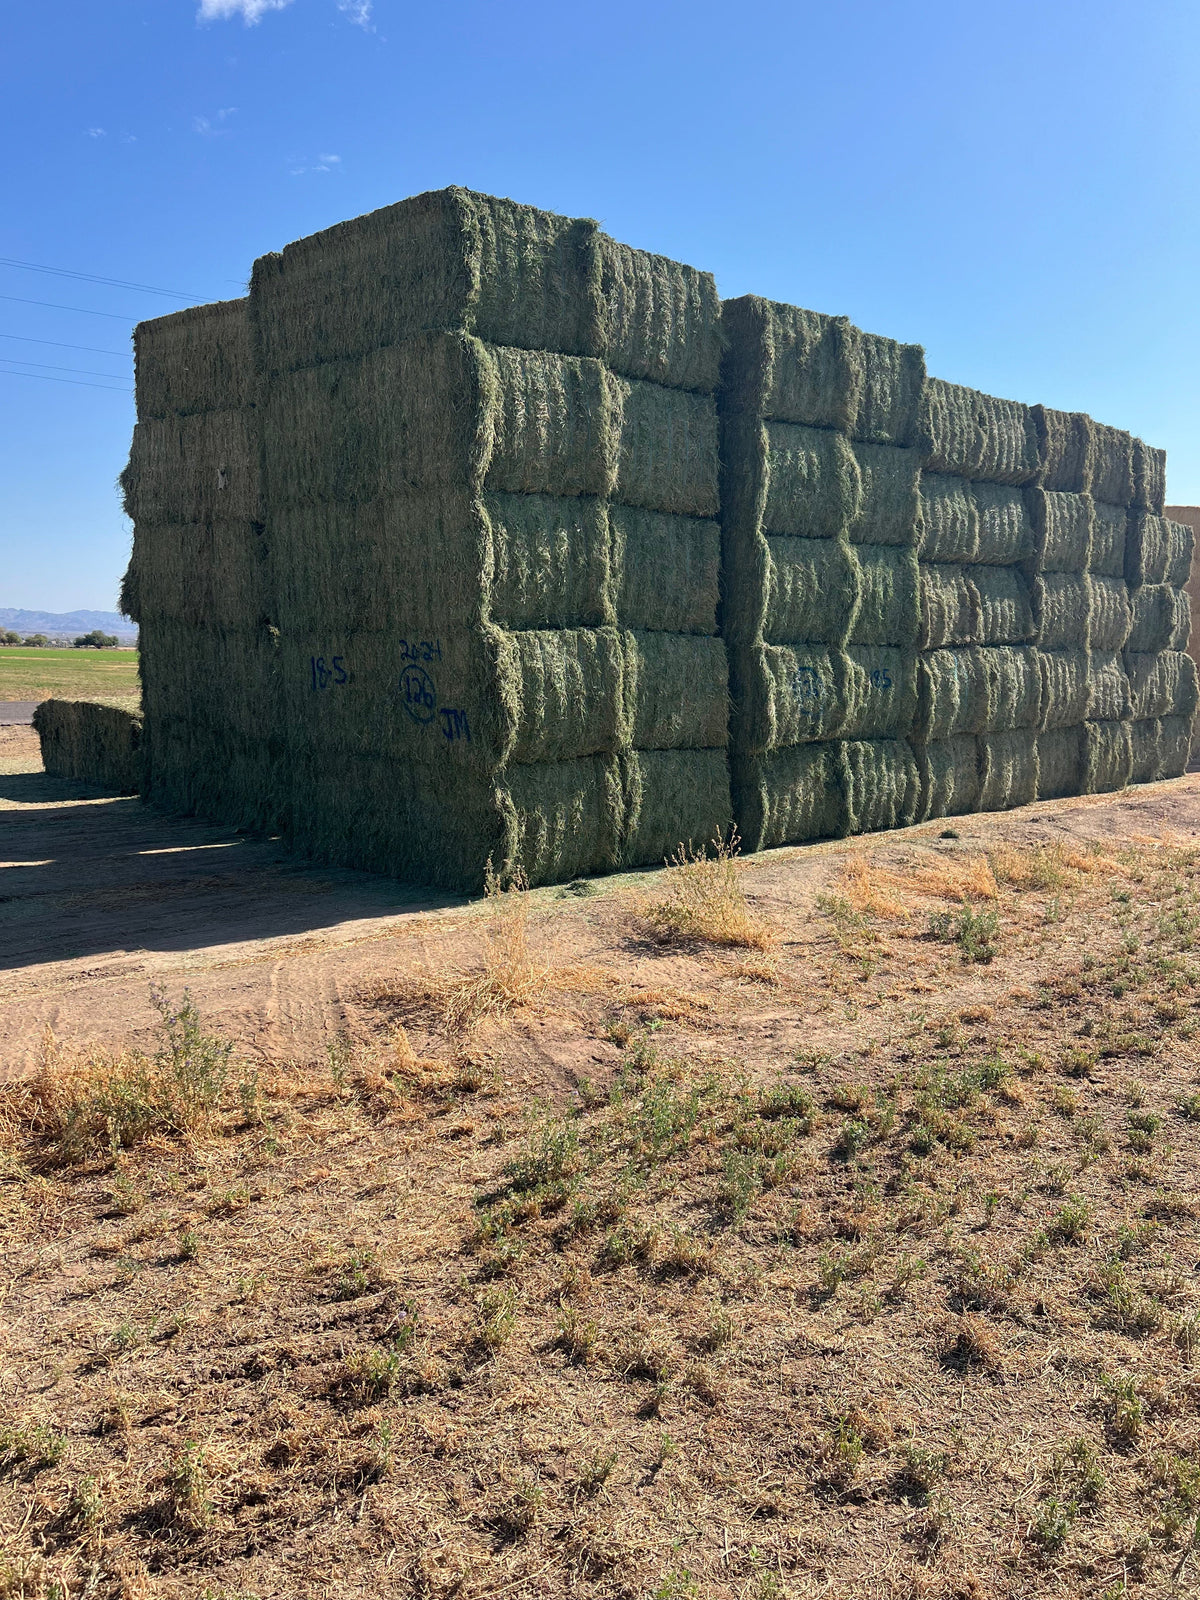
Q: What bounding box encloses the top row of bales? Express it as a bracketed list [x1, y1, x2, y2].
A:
[120, 189, 1193, 892]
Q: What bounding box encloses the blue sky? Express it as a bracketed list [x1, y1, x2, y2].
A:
[3, 0, 1199, 611]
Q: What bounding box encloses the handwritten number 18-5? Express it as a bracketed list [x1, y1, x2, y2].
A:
[310, 655, 348, 691]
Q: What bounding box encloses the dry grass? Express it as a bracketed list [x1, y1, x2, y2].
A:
[644, 831, 775, 950]
[5, 830, 1200, 1598]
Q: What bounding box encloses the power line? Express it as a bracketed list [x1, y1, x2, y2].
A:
[0, 368, 130, 393]
[0, 355, 128, 380]
[0, 256, 207, 303]
[0, 332, 129, 358]
[0, 293, 134, 320]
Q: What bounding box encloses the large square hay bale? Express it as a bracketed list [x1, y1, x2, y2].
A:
[914, 735, 981, 820]
[1091, 424, 1134, 507]
[1125, 513, 1172, 587]
[1037, 726, 1085, 799]
[978, 730, 1038, 810]
[917, 379, 1040, 485]
[974, 566, 1034, 644]
[973, 483, 1035, 565]
[33, 700, 143, 794]
[1033, 573, 1090, 650]
[1089, 503, 1128, 577]
[1127, 585, 1191, 653]
[1124, 651, 1199, 721]
[1033, 407, 1094, 493]
[1087, 651, 1132, 722]
[1027, 488, 1093, 572]
[134, 298, 251, 421]
[1037, 649, 1091, 729]
[763, 535, 861, 646]
[848, 545, 921, 647]
[913, 647, 988, 742]
[919, 475, 977, 562]
[1083, 719, 1133, 794]
[1132, 439, 1166, 515]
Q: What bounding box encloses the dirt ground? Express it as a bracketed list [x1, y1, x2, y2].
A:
[4, 720, 1200, 1599]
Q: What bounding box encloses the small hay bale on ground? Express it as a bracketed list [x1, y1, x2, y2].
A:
[33, 699, 143, 794]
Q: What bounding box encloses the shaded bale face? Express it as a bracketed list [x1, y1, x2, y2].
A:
[134, 299, 251, 420]
[1033, 573, 1091, 650]
[1132, 439, 1166, 515]
[1091, 423, 1135, 508]
[1087, 576, 1132, 652]
[1126, 586, 1191, 653]
[733, 741, 846, 851]
[628, 631, 729, 750]
[763, 535, 862, 647]
[979, 645, 1042, 732]
[842, 737, 920, 834]
[847, 443, 922, 545]
[1124, 651, 1199, 722]
[849, 545, 921, 648]
[914, 647, 989, 742]
[973, 483, 1035, 565]
[621, 748, 732, 866]
[1164, 520, 1195, 590]
[919, 475, 977, 563]
[1037, 725, 1085, 800]
[851, 334, 925, 447]
[719, 296, 858, 431]
[762, 423, 861, 540]
[978, 729, 1039, 811]
[1087, 650, 1132, 723]
[1029, 488, 1093, 573]
[920, 564, 979, 649]
[915, 734, 982, 821]
[33, 700, 143, 794]
[597, 235, 722, 392]
[122, 412, 260, 525]
[611, 505, 721, 635]
[974, 566, 1034, 645]
[1125, 513, 1172, 587]
[1083, 719, 1133, 795]
[1089, 503, 1128, 577]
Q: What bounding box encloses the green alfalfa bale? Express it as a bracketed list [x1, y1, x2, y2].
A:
[917, 379, 1040, 485]
[1033, 573, 1091, 650]
[1082, 720, 1133, 794]
[761, 423, 862, 539]
[614, 506, 720, 635]
[613, 376, 719, 517]
[506, 627, 632, 764]
[842, 737, 920, 833]
[920, 564, 979, 649]
[33, 699, 143, 793]
[1165, 519, 1195, 589]
[1091, 423, 1134, 507]
[918, 475, 977, 562]
[1132, 439, 1166, 515]
[1036, 726, 1085, 800]
[134, 298, 252, 422]
[847, 443, 923, 544]
[763, 535, 861, 646]
[973, 483, 1035, 565]
[250, 188, 600, 379]
[628, 632, 728, 749]
[913, 735, 981, 821]
[487, 492, 613, 629]
[1087, 576, 1132, 651]
[839, 648, 917, 739]
[1127, 585, 1191, 653]
[138, 619, 276, 740]
[1089, 502, 1127, 577]
[1157, 715, 1194, 779]
[1033, 406, 1094, 493]
[597, 233, 722, 392]
[850, 333, 926, 447]
[913, 647, 989, 742]
[1037, 649, 1091, 730]
[719, 296, 858, 430]
[729, 644, 856, 752]
[733, 743, 846, 851]
[978, 730, 1039, 811]
[505, 755, 626, 886]
[121, 411, 260, 525]
[979, 645, 1042, 731]
[125, 519, 267, 632]
[848, 545, 921, 647]
[974, 566, 1035, 645]
[144, 718, 286, 835]
[1087, 651, 1132, 723]
[1125, 513, 1172, 586]
[1129, 718, 1161, 785]
[1124, 651, 1199, 720]
[621, 748, 733, 866]
[1027, 488, 1093, 573]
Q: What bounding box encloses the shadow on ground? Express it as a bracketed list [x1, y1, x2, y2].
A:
[0, 773, 462, 972]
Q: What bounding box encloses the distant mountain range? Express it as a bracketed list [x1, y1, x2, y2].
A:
[0, 608, 138, 640]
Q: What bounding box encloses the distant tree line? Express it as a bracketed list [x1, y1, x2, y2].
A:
[0, 630, 122, 648]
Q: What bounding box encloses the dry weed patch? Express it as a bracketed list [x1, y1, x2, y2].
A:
[5, 839, 1200, 1596]
[644, 831, 775, 950]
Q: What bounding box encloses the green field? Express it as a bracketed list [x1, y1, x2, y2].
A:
[0, 647, 140, 705]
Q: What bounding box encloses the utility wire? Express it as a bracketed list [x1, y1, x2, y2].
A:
[0, 256, 207, 303]
[0, 293, 135, 320]
[0, 332, 129, 358]
[0, 355, 128, 380]
[0, 368, 130, 393]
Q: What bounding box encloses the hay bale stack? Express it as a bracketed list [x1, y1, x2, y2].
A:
[1123, 512, 1195, 783]
[720, 296, 926, 848]
[33, 699, 143, 793]
[248, 189, 730, 888]
[122, 298, 281, 830]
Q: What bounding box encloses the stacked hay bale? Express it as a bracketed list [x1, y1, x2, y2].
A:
[1164, 503, 1200, 763]
[120, 299, 281, 828]
[719, 298, 927, 849]
[248, 188, 731, 890]
[911, 382, 1043, 819]
[1030, 416, 1195, 796]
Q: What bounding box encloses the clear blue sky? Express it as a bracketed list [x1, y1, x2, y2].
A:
[3, 0, 1199, 612]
